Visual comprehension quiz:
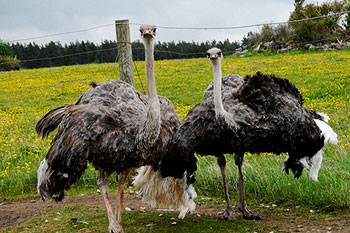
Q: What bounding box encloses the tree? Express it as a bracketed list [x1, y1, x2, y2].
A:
[0, 41, 13, 57]
[289, 0, 350, 42]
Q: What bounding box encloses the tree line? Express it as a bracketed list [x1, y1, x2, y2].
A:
[9, 39, 240, 69]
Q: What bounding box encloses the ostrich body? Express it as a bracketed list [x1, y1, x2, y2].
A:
[136, 47, 337, 220]
[36, 26, 183, 233]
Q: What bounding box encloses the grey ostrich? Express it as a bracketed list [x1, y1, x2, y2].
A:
[135, 47, 337, 221]
[36, 25, 186, 233]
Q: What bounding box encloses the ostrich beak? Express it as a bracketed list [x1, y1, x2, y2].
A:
[140, 26, 157, 38]
[208, 54, 220, 60]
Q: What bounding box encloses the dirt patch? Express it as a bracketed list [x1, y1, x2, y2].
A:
[1, 192, 349, 232]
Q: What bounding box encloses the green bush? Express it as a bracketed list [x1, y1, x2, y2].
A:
[0, 56, 20, 71]
[0, 41, 13, 57]
[290, 0, 349, 42]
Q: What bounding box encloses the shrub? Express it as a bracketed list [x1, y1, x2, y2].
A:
[0, 42, 13, 57]
[0, 56, 20, 71]
[245, 24, 295, 47]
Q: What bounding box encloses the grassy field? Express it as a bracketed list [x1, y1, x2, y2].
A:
[0, 48, 349, 215]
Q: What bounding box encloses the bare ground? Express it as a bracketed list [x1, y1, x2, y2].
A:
[1, 192, 349, 233]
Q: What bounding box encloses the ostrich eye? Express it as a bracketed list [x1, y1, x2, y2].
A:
[140, 29, 143, 34]
[153, 28, 157, 33]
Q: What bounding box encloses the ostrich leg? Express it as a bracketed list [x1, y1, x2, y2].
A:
[97, 170, 120, 233]
[114, 169, 131, 233]
[234, 153, 262, 220]
[217, 155, 236, 221]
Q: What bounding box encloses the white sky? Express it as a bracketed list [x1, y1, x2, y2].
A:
[0, 0, 328, 45]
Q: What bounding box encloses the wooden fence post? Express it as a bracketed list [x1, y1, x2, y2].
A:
[115, 19, 135, 87]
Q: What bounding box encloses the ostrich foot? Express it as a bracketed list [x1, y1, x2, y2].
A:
[108, 222, 123, 233]
[239, 206, 262, 220]
[218, 207, 236, 221]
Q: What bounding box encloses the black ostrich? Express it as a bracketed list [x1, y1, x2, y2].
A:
[36, 26, 187, 233]
[135, 47, 338, 221]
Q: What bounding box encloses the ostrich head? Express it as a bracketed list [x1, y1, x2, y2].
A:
[207, 47, 223, 65]
[140, 25, 157, 44]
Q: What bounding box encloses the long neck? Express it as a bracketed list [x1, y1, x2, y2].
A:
[145, 41, 157, 99]
[139, 39, 161, 148]
[212, 60, 238, 130]
[212, 60, 225, 115]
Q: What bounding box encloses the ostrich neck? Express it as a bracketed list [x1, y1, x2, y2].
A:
[140, 40, 161, 148]
[212, 61, 225, 115]
[145, 41, 157, 99]
[212, 60, 238, 130]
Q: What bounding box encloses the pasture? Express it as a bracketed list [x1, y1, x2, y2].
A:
[0, 49, 349, 232]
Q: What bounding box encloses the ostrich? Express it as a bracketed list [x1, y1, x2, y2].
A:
[36, 25, 193, 233]
[135, 47, 337, 221]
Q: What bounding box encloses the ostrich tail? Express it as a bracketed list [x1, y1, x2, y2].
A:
[37, 159, 51, 200]
[316, 112, 330, 123]
[36, 105, 73, 139]
[309, 150, 323, 182]
[314, 119, 338, 145]
[37, 151, 87, 201]
[297, 150, 323, 182]
[37, 159, 66, 201]
[133, 166, 197, 219]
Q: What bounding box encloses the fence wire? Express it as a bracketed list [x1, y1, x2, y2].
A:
[6, 10, 350, 43]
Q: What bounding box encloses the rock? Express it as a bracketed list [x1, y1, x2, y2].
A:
[279, 47, 289, 53]
[71, 217, 89, 225]
[125, 207, 131, 211]
[334, 43, 342, 49]
[253, 44, 261, 52]
[264, 41, 275, 48]
[171, 222, 177, 226]
[304, 43, 316, 50]
[309, 44, 316, 50]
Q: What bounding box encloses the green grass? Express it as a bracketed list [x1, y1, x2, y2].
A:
[0, 49, 349, 213]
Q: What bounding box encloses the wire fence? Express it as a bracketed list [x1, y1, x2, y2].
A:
[1, 34, 350, 67]
[6, 10, 350, 43]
